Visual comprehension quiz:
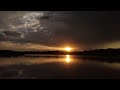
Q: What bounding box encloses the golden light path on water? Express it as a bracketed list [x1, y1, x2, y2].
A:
[66, 55, 71, 63]
[0, 55, 74, 66]
[0, 55, 120, 70]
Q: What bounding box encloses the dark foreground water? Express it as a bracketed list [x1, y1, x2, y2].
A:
[0, 55, 120, 79]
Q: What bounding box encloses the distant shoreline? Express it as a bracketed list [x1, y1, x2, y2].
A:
[0, 48, 120, 58]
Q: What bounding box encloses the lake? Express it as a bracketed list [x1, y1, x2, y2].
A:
[0, 55, 120, 79]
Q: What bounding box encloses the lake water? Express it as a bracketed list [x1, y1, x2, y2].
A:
[0, 55, 120, 79]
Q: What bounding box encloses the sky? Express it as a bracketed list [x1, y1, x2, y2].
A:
[0, 11, 120, 51]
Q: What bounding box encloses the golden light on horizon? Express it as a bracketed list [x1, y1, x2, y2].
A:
[64, 47, 72, 52]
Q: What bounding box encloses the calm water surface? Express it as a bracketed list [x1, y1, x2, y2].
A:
[0, 55, 120, 79]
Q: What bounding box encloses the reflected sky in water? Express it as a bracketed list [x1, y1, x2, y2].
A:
[0, 55, 76, 66]
[0, 55, 120, 79]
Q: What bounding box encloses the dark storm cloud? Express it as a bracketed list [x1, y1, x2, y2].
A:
[2, 31, 21, 37]
[0, 11, 120, 50]
[43, 11, 120, 49]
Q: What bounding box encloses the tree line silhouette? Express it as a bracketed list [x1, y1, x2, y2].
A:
[0, 48, 120, 57]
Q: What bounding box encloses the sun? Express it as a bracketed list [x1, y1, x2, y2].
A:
[64, 47, 72, 52]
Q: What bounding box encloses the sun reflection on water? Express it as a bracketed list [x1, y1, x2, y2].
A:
[66, 55, 71, 63]
[0, 54, 77, 66]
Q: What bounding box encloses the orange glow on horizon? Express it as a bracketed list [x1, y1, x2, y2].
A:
[64, 47, 72, 52]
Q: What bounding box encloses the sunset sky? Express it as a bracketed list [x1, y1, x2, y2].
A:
[0, 11, 120, 51]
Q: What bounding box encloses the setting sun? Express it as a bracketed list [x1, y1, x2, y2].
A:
[64, 47, 72, 52]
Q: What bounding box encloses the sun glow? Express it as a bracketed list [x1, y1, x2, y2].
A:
[64, 47, 72, 52]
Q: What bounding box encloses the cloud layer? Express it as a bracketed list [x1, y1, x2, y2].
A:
[0, 11, 120, 50]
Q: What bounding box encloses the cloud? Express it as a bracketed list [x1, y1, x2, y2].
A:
[0, 41, 59, 51]
[2, 31, 21, 37]
[0, 11, 48, 42]
[0, 11, 120, 50]
[42, 11, 120, 49]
